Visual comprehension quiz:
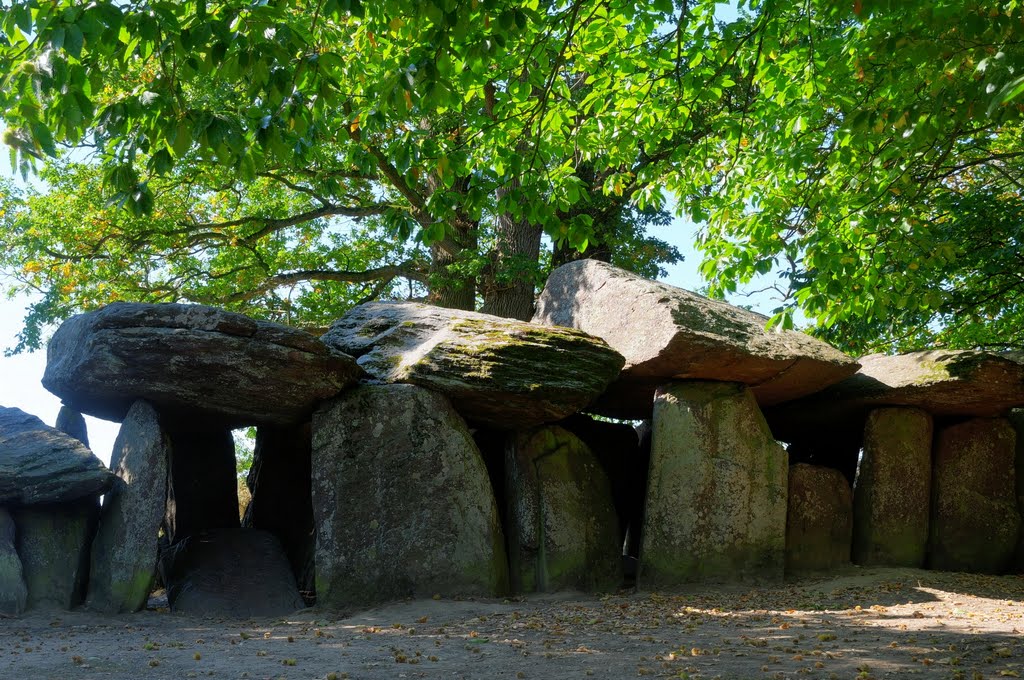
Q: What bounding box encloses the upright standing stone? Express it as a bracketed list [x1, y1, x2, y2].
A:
[853, 408, 933, 567]
[87, 401, 170, 613]
[0, 508, 27, 616]
[14, 499, 98, 610]
[785, 464, 852, 574]
[929, 418, 1021, 574]
[159, 529, 305, 617]
[55, 405, 89, 448]
[641, 382, 788, 586]
[163, 421, 239, 544]
[1011, 410, 1024, 571]
[505, 426, 621, 593]
[313, 385, 508, 609]
[243, 423, 315, 603]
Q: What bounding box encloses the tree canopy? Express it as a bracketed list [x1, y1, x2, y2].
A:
[1, 0, 1023, 355]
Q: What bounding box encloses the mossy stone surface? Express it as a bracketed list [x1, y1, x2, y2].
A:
[929, 418, 1021, 574]
[785, 464, 852, 574]
[640, 381, 788, 587]
[853, 407, 932, 567]
[87, 400, 169, 613]
[505, 426, 621, 594]
[321, 302, 624, 429]
[14, 499, 98, 610]
[312, 384, 508, 610]
[769, 350, 1024, 446]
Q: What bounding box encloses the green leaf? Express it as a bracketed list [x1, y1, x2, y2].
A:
[65, 24, 84, 58]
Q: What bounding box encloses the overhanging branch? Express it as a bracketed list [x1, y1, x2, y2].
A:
[222, 260, 428, 303]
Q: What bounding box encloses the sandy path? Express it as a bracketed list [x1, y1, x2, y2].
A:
[1, 567, 1022, 680]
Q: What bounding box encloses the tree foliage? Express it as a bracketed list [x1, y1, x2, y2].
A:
[2, 0, 1024, 354]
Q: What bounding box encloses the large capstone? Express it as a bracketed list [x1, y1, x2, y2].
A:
[312, 384, 508, 609]
[0, 406, 114, 506]
[769, 350, 1024, 446]
[321, 302, 624, 429]
[0, 508, 27, 617]
[929, 418, 1021, 574]
[14, 499, 98, 610]
[532, 260, 858, 418]
[640, 382, 788, 586]
[853, 408, 933, 567]
[87, 400, 169, 613]
[505, 426, 621, 593]
[159, 529, 304, 617]
[785, 464, 852, 574]
[43, 302, 362, 427]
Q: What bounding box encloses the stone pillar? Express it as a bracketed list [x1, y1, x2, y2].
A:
[559, 414, 648, 561]
[14, 499, 98, 610]
[505, 425, 620, 593]
[87, 400, 170, 613]
[312, 385, 508, 609]
[1010, 410, 1024, 572]
[55, 405, 89, 449]
[163, 420, 239, 544]
[640, 381, 788, 586]
[0, 508, 27, 616]
[786, 464, 852, 574]
[853, 407, 932, 567]
[929, 418, 1021, 574]
[242, 423, 315, 603]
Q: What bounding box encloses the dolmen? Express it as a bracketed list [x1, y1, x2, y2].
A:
[1, 261, 1022, 620]
[0, 406, 114, 616]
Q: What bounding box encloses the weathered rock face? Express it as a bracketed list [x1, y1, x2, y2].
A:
[55, 405, 89, 448]
[14, 500, 98, 610]
[640, 382, 788, 586]
[87, 401, 170, 613]
[505, 426, 621, 593]
[1011, 410, 1024, 572]
[786, 464, 852, 574]
[321, 302, 624, 429]
[43, 302, 362, 427]
[163, 422, 239, 544]
[558, 414, 647, 560]
[0, 406, 114, 506]
[0, 509, 27, 617]
[160, 529, 304, 617]
[533, 260, 858, 418]
[312, 384, 508, 609]
[769, 350, 1024, 445]
[853, 408, 933, 567]
[242, 423, 315, 604]
[929, 418, 1021, 574]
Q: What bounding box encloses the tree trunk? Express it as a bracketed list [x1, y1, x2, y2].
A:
[428, 243, 476, 310]
[480, 178, 542, 320]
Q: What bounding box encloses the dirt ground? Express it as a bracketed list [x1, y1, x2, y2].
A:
[1, 567, 1022, 680]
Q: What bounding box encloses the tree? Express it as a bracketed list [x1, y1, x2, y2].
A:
[686, 1, 1024, 354]
[0, 0, 691, 344]
[2, 0, 1024, 355]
